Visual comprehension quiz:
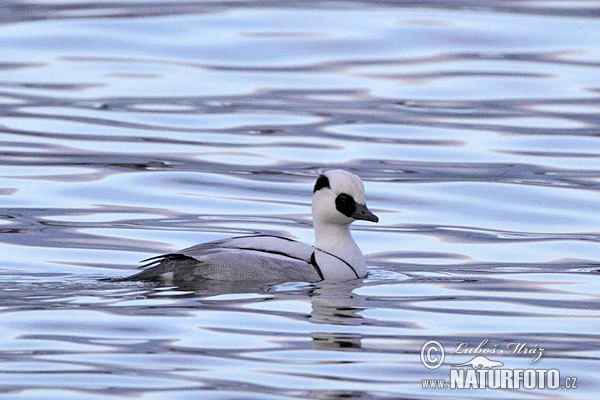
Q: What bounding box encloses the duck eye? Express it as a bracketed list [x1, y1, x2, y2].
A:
[335, 193, 356, 217]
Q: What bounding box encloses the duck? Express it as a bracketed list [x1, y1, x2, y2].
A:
[125, 169, 378, 283]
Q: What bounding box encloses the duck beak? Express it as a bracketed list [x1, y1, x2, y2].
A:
[352, 203, 379, 223]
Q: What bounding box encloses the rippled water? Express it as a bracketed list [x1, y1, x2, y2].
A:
[1, 1, 600, 398]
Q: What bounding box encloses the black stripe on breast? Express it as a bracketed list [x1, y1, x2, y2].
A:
[315, 248, 360, 279]
[310, 252, 325, 280]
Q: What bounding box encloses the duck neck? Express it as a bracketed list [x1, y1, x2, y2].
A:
[314, 221, 365, 271]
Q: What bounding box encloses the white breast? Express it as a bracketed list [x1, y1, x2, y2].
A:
[312, 249, 364, 281]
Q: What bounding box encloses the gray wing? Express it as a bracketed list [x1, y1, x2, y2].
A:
[127, 235, 321, 283]
[178, 235, 314, 261]
[174, 250, 320, 282]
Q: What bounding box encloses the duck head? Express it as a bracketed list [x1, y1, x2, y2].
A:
[311, 169, 378, 225]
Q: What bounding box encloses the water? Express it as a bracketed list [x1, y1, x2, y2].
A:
[1, 1, 599, 398]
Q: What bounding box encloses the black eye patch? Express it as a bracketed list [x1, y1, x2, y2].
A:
[335, 193, 356, 217]
[313, 174, 330, 193]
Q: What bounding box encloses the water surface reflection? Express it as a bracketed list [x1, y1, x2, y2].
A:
[1, 0, 600, 398]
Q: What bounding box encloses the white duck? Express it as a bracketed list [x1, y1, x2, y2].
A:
[127, 169, 378, 283]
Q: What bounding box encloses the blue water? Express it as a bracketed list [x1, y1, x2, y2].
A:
[1, 1, 599, 398]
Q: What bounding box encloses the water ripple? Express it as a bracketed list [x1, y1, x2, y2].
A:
[1, 1, 600, 398]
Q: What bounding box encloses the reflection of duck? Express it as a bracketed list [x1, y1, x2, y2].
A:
[312, 332, 362, 350]
[308, 280, 366, 349]
[123, 170, 378, 284]
[308, 279, 366, 324]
